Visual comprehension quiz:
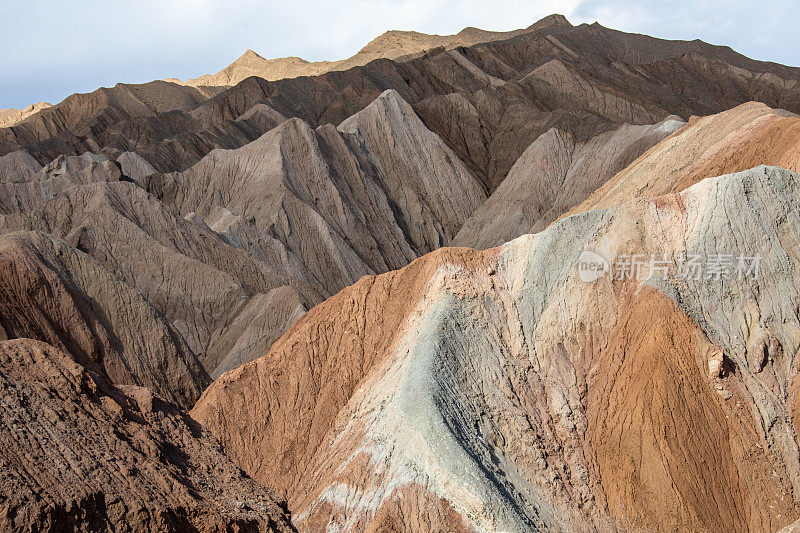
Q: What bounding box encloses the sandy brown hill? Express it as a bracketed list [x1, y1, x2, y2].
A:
[5, 22, 800, 381]
[171, 15, 572, 87]
[2, 18, 800, 389]
[564, 102, 800, 216]
[0, 338, 293, 531]
[193, 165, 800, 531]
[0, 102, 51, 128]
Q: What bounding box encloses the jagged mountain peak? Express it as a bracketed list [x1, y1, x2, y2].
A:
[241, 48, 263, 59]
[338, 88, 417, 131]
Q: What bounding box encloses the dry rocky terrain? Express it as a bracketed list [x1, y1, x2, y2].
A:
[195, 165, 800, 531]
[0, 102, 52, 128]
[3, 14, 800, 532]
[0, 338, 293, 531]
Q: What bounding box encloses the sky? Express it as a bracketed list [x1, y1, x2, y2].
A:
[1, 0, 798, 110]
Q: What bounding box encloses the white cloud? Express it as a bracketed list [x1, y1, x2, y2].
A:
[0, 0, 797, 109]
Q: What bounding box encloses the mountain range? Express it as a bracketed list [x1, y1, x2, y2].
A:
[3, 13, 800, 532]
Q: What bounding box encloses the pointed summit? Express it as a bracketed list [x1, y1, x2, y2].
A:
[240, 49, 264, 60]
[338, 89, 486, 251]
[528, 13, 572, 30]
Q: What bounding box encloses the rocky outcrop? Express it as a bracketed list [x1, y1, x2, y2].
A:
[193, 165, 800, 531]
[117, 150, 158, 184]
[0, 338, 293, 531]
[453, 115, 685, 248]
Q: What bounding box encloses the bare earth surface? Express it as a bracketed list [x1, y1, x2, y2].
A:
[0, 231, 209, 408]
[568, 102, 800, 216]
[3, 14, 800, 532]
[453, 115, 686, 248]
[194, 165, 800, 531]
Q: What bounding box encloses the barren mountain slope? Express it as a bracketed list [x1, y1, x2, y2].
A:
[145, 89, 484, 304]
[0, 151, 323, 377]
[568, 102, 800, 215]
[0, 81, 226, 167]
[0, 150, 42, 182]
[0, 90, 484, 376]
[3, 14, 800, 533]
[0, 231, 208, 408]
[194, 165, 800, 532]
[453, 115, 685, 249]
[0, 338, 293, 532]
[208, 286, 307, 379]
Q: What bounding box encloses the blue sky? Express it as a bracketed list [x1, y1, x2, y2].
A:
[1, 0, 797, 110]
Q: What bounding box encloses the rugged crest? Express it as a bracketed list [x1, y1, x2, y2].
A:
[170, 15, 574, 87]
[4, 15, 800, 190]
[453, 116, 685, 248]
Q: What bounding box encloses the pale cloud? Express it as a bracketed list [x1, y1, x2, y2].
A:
[571, 0, 799, 65]
[0, 0, 796, 110]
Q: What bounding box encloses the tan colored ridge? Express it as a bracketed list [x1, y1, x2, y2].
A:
[0, 102, 52, 127]
[170, 15, 572, 87]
